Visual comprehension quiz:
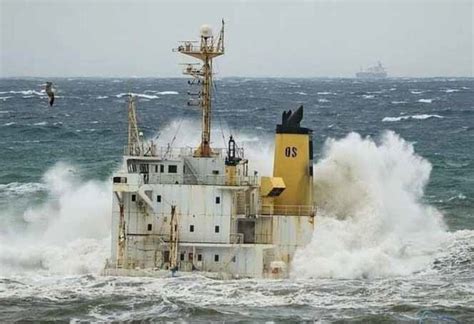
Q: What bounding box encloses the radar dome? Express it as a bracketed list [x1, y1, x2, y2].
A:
[200, 24, 213, 38]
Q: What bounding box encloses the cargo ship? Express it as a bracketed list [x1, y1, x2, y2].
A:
[103, 21, 316, 279]
[356, 62, 388, 79]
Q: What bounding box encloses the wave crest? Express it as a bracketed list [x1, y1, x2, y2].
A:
[292, 131, 447, 279]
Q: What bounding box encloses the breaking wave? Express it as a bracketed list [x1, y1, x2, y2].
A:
[0, 182, 46, 196]
[0, 123, 465, 281]
[292, 131, 448, 279]
[156, 91, 178, 95]
[4, 89, 45, 96]
[0, 162, 111, 275]
[418, 98, 434, 103]
[382, 114, 444, 122]
[115, 92, 159, 99]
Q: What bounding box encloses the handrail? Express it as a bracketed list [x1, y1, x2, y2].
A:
[259, 204, 316, 216]
[123, 145, 244, 160]
[128, 173, 258, 187]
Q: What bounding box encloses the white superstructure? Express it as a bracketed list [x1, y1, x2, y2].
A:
[104, 22, 316, 279]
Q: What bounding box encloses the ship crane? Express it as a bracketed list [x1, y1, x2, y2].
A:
[174, 20, 225, 157]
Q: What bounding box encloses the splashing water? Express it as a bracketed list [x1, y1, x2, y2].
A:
[292, 131, 447, 279]
[0, 162, 111, 275]
[0, 126, 453, 280]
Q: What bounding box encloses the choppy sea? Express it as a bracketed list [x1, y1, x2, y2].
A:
[0, 77, 473, 322]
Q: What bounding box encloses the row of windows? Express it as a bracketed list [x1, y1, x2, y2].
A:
[178, 253, 236, 263]
[131, 194, 220, 204]
[189, 225, 220, 233]
[134, 163, 223, 176]
[147, 224, 220, 233]
[150, 164, 178, 174]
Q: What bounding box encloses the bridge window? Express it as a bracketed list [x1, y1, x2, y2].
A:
[168, 165, 177, 173]
[113, 177, 127, 183]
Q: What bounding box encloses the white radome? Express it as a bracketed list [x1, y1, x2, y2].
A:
[200, 24, 213, 38]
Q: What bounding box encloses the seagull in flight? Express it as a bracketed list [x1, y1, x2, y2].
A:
[45, 82, 55, 106]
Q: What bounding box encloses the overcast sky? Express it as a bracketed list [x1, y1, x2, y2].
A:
[1, 0, 472, 77]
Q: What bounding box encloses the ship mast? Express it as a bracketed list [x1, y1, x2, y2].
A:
[127, 95, 141, 156]
[175, 20, 225, 157]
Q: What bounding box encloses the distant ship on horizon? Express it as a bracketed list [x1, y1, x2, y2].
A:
[356, 62, 388, 79]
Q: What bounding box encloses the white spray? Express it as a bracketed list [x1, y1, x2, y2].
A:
[0, 162, 111, 275]
[0, 122, 449, 279]
[292, 131, 447, 279]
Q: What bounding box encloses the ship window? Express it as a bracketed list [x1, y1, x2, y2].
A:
[139, 164, 149, 173]
[215, 196, 220, 204]
[212, 170, 219, 175]
[180, 253, 185, 261]
[197, 254, 202, 261]
[147, 224, 152, 231]
[214, 254, 219, 262]
[156, 195, 161, 202]
[168, 165, 177, 173]
[160, 164, 164, 173]
[215, 225, 220, 233]
[190, 225, 194, 232]
[131, 194, 136, 202]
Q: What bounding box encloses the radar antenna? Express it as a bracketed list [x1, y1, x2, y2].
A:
[174, 20, 225, 157]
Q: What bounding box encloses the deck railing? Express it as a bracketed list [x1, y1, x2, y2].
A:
[137, 173, 258, 187]
[123, 145, 244, 160]
[259, 204, 316, 216]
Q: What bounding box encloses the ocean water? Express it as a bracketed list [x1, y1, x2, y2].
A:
[0, 77, 473, 322]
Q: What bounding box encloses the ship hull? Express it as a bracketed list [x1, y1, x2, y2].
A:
[105, 154, 315, 280]
[355, 72, 387, 79]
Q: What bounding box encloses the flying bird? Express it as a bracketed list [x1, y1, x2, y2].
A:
[45, 82, 55, 106]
